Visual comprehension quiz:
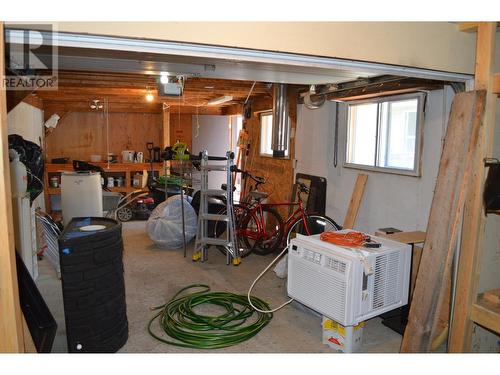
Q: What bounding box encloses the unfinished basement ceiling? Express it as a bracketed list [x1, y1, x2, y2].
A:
[35, 71, 274, 115]
[5, 28, 474, 117]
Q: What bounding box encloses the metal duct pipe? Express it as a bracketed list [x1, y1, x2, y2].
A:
[271, 83, 289, 158]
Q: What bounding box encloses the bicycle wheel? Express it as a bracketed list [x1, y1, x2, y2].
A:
[241, 206, 284, 256]
[213, 204, 254, 258]
[286, 214, 341, 245]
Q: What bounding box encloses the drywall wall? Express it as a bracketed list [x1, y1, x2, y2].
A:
[296, 89, 500, 351]
[191, 115, 230, 189]
[56, 22, 476, 74]
[7, 102, 44, 147]
[295, 87, 454, 234]
[45, 112, 162, 162]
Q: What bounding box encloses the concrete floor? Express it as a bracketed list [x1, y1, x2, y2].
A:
[36, 221, 403, 353]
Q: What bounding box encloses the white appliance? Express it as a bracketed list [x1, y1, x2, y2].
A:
[10, 150, 38, 279]
[61, 172, 103, 226]
[287, 231, 411, 326]
[122, 150, 134, 163]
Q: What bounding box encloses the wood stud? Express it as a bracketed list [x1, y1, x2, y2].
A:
[400, 90, 486, 352]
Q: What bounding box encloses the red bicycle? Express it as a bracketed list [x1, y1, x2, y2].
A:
[214, 169, 341, 257]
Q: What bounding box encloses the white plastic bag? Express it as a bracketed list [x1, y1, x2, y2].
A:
[146, 195, 198, 249]
[273, 254, 288, 279]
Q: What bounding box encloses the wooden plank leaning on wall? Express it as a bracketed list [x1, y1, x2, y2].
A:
[449, 22, 498, 352]
[342, 174, 368, 229]
[400, 90, 486, 352]
[0, 22, 25, 353]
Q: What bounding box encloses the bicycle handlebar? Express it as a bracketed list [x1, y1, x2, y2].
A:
[296, 182, 310, 194]
[230, 166, 266, 184]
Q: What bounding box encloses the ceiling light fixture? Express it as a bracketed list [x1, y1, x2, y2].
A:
[145, 87, 154, 102]
[90, 99, 103, 110]
[160, 71, 170, 84]
[207, 95, 233, 106]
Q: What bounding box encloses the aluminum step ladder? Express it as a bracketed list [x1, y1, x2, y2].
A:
[193, 150, 240, 266]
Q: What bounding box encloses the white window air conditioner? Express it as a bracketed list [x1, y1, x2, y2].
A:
[287, 231, 411, 326]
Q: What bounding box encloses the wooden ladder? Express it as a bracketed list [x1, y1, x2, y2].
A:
[449, 22, 500, 352]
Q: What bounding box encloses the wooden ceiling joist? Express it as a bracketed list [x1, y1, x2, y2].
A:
[34, 70, 272, 115]
[42, 102, 224, 118]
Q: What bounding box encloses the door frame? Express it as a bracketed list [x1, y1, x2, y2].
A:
[0, 22, 25, 353]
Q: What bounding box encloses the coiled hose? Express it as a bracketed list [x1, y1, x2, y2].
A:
[147, 284, 273, 349]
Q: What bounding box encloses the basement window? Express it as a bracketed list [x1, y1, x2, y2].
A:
[344, 93, 425, 176]
[260, 112, 289, 157]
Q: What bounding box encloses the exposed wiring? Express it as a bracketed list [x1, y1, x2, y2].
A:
[105, 97, 110, 169]
[244, 81, 256, 104]
[179, 95, 182, 130]
[148, 284, 272, 349]
[194, 93, 200, 139]
[247, 245, 294, 313]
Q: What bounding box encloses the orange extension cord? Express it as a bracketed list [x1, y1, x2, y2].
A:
[320, 231, 370, 247]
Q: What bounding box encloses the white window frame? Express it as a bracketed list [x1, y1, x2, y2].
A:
[343, 92, 426, 177]
[259, 111, 290, 158]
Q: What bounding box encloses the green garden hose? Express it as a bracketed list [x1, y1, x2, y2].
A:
[147, 284, 273, 349]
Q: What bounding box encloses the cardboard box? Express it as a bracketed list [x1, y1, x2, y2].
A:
[322, 317, 364, 353]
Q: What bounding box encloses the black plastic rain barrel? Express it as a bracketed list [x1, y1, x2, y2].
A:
[58, 217, 128, 353]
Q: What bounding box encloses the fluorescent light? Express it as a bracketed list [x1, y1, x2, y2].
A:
[207, 95, 233, 106]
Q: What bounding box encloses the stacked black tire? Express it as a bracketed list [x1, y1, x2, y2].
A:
[59, 217, 128, 353]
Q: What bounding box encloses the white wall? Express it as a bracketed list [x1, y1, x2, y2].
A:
[296, 89, 500, 351]
[8, 102, 44, 146]
[192, 115, 230, 190]
[295, 87, 454, 234]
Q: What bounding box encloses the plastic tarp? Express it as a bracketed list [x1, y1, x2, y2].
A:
[8, 134, 44, 202]
[146, 195, 198, 249]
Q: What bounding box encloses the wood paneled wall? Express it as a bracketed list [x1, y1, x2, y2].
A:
[170, 113, 193, 151]
[45, 112, 163, 162]
[243, 90, 297, 217]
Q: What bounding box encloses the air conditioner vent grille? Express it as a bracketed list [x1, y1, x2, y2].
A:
[289, 260, 346, 322]
[373, 252, 401, 310]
